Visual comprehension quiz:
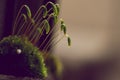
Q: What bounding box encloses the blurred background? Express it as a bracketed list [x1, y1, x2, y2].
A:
[55, 0, 120, 80]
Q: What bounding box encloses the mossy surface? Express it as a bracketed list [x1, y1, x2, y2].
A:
[0, 36, 47, 79]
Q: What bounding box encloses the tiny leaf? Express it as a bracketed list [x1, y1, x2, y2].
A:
[67, 37, 71, 46]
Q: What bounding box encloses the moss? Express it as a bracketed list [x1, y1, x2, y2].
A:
[0, 36, 47, 79]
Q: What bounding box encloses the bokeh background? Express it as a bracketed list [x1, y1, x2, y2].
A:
[55, 0, 120, 80]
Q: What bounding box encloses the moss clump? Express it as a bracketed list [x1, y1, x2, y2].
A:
[0, 36, 47, 79]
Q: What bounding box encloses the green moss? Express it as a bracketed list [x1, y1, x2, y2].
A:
[0, 36, 47, 79]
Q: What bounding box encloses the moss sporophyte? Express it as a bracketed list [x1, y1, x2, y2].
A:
[0, 1, 71, 79]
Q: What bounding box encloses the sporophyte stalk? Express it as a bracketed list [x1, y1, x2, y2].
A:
[0, 1, 71, 79]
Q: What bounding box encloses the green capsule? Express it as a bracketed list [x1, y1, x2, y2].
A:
[67, 37, 71, 46]
[55, 4, 60, 16]
[24, 5, 32, 18]
[49, 14, 58, 24]
[46, 2, 58, 16]
[41, 5, 48, 18]
[61, 23, 65, 31]
[44, 20, 50, 34]
[53, 15, 58, 24]
[63, 25, 67, 35]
